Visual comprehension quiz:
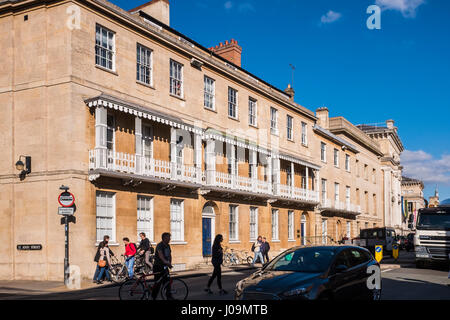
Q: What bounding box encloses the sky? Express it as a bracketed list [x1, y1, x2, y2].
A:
[111, 0, 450, 202]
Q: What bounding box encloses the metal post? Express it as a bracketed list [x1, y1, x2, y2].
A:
[64, 216, 69, 285]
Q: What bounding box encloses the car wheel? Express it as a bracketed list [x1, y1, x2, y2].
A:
[416, 261, 425, 269]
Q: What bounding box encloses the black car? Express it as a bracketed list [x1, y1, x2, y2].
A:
[235, 245, 381, 300]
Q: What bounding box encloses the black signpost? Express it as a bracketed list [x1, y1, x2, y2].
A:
[59, 185, 76, 285]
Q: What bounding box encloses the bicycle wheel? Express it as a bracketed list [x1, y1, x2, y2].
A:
[223, 255, 231, 267]
[110, 265, 128, 283]
[161, 278, 188, 300]
[246, 256, 253, 265]
[119, 279, 146, 300]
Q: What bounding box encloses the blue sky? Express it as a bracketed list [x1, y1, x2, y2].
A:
[111, 0, 450, 202]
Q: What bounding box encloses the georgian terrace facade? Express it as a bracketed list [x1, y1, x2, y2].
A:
[0, 0, 395, 280]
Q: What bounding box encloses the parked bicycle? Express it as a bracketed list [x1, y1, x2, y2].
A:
[222, 247, 241, 266]
[119, 266, 188, 300]
[236, 250, 253, 265]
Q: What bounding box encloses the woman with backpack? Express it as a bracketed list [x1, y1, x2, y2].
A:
[96, 241, 112, 284]
[123, 237, 137, 279]
[204, 234, 228, 295]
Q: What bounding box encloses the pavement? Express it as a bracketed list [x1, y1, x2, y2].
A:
[0, 263, 256, 297]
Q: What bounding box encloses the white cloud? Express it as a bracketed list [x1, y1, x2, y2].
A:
[376, 0, 426, 18]
[401, 150, 450, 186]
[320, 10, 342, 24]
[224, 1, 233, 10]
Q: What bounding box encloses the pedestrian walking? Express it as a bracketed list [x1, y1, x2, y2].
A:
[93, 235, 115, 283]
[251, 236, 264, 267]
[123, 237, 137, 279]
[151, 232, 173, 300]
[204, 234, 228, 295]
[95, 242, 112, 284]
[261, 237, 270, 264]
[137, 232, 154, 270]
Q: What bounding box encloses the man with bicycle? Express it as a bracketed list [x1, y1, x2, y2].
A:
[137, 232, 153, 271]
[151, 232, 173, 300]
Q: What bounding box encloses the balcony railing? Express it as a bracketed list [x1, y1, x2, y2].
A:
[89, 149, 319, 201]
[213, 171, 271, 195]
[89, 149, 200, 184]
[278, 184, 319, 202]
[320, 198, 361, 213]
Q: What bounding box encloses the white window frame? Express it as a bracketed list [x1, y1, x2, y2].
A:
[334, 148, 339, 167]
[270, 107, 278, 135]
[321, 142, 327, 162]
[249, 207, 258, 242]
[248, 98, 257, 127]
[346, 186, 351, 206]
[170, 199, 185, 242]
[322, 219, 328, 244]
[346, 222, 351, 238]
[204, 76, 215, 110]
[271, 209, 279, 241]
[301, 122, 308, 146]
[288, 210, 294, 241]
[229, 205, 239, 241]
[136, 43, 153, 86]
[228, 87, 238, 119]
[170, 59, 183, 98]
[95, 24, 115, 71]
[137, 196, 154, 242]
[335, 183, 340, 203]
[345, 154, 350, 172]
[142, 124, 153, 160]
[286, 115, 293, 141]
[96, 191, 116, 243]
[321, 178, 327, 203]
[106, 114, 115, 152]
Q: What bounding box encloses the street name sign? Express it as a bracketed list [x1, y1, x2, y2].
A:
[58, 207, 75, 215]
[17, 244, 42, 251]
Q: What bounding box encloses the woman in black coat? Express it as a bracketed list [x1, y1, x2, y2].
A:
[205, 234, 228, 295]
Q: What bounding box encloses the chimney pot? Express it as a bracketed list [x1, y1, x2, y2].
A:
[210, 39, 243, 67]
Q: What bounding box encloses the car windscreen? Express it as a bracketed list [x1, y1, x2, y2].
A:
[265, 247, 336, 273]
[416, 212, 450, 230]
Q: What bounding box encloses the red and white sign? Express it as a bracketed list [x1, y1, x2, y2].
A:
[58, 192, 75, 207]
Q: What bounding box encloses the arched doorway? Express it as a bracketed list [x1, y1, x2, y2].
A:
[202, 203, 216, 257]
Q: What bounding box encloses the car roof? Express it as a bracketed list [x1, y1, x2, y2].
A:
[288, 245, 367, 251]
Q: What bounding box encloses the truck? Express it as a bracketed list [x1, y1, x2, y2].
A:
[408, 206, 450, 268]
[353, 227, 397, 257]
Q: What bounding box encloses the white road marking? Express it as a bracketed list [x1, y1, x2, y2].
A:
[382, 269, 393, 273]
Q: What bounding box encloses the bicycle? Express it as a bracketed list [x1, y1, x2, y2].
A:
[236, 250, 253, 265]
[108, 255, 129, 284]
[134, 252, 154, 277]
[222, 247, 240, 266]
[118, 266, 188, 300]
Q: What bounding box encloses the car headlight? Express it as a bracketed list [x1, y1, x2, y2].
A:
[282, 285, 313, 297]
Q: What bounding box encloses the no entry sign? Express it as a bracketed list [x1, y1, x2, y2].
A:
[58, 191, 75, 207]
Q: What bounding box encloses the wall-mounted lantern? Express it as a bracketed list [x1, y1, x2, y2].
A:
[15, 155, 31, 180]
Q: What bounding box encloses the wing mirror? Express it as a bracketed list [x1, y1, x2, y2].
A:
[335, 265, 348, 273]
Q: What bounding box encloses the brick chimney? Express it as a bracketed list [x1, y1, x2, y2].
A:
[129, 0, 170, 26]
[284, 84, 295, 101]
[316, 107, 329, 129]
[209, 39, 242, 67]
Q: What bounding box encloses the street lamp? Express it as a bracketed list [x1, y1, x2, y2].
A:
[15, 155, 31, 180]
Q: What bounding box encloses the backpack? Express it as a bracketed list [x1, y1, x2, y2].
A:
[251, 243, 255, 252]
[130, 243, 137, 255]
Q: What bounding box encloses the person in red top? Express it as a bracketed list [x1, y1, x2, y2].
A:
[123, 237, 137, 279]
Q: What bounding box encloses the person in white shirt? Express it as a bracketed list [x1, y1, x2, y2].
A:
[251, 236, 264, 267]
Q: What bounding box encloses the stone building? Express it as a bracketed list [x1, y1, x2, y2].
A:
[0, 0, 403, 280]
[401, 176, 425, 229]
[357, 121, 405, 234]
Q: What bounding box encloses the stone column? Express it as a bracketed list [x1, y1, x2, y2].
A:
[250, 149, 257, 192]
[305, 166, 309, 199]
[290, 162, 295, 197]
[170, 127, 177, 179]
[95, 106, 107, 169]
[206, 139, 216, 185]
[194, 133, 202, 184]
[273, 155, 280, 196]
[135, 117, 142, 175]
